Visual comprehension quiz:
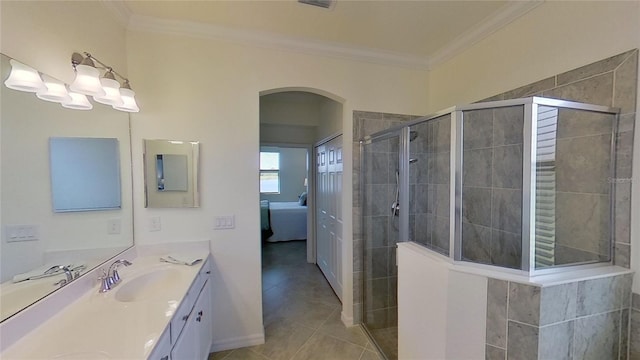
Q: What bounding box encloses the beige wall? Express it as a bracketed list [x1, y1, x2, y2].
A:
[427, 1, 640, 292]
[127, 29, 429, 346]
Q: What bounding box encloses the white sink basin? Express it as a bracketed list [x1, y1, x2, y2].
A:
[114, 268, 181, 302]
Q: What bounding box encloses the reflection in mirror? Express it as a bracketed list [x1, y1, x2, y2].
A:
[144, 140, 200, 208]
[50, 137, 121, 212]
[0, 53, 134, 322]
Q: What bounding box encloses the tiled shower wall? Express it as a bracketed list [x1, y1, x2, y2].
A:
[410, 116, 451, 256]
[461, 106, 524, 269]
[353, 111, 417, 324]
[481, 49, 638, 359]
[486, 274, 633, 360]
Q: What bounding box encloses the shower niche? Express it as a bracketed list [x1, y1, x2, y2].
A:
[362, 96, 620, 274]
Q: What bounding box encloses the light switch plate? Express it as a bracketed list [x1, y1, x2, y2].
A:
[214, 215, 235, 230]
[5, 225, 39, 242]
[149, 216, 162, 232]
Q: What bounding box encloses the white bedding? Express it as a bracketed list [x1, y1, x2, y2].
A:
[268, 201, 307, 242]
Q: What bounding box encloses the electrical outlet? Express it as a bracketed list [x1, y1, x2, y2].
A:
[107, 219, 121, 235]
[149, 216, 162, 232]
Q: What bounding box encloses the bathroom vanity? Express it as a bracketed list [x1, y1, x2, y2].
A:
[0, 249, 212, 359]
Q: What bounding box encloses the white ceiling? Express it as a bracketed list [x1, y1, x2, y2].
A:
[108, 0, 542, 69]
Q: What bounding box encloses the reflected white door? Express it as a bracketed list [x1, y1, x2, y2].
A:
[315, 135, 343, 300]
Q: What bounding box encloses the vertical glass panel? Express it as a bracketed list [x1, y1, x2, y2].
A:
[460, 106, 524, 269]
[362, 132, 399, 360]
[535, 107, 615, 268]
[408, 114, 451, 256]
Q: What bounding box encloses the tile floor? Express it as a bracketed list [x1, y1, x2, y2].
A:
[209, 240, 383, 360]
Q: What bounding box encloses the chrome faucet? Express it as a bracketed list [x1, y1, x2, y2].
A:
[99, 259, 132, 293]
[51, 265, 74, 288]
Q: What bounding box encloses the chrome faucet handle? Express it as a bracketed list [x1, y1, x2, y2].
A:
[98, 269, 111, 293]
[53, 278, 68, 288]
[49, 265, 74, 282]
[105, 259, 132, 288]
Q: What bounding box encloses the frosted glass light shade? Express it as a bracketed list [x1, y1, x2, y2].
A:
[69, 64, 105, 97]
[113, 88, 139, 112]
[4, 59, 45, 92]
[93, 77, 123, 106]
[62, 90, 93, 110]
[36, 75, 71, 103]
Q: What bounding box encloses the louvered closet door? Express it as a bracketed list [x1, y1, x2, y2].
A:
[315, 136, 343, 301]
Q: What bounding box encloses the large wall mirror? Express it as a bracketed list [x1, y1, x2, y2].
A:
[144, 139, 200, 208]
[0, 54, 134, 322]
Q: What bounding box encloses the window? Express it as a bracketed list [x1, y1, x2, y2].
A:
[260, 151, 280, 193]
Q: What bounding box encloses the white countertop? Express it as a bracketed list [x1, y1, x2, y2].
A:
[1, 253, 208, 359]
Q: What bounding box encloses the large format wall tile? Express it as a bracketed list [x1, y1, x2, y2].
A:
[556, 109, 613, 139]
[507, 321, 538, 360]
[576, 275, 632, 317]
[545, 72, 614, 108]
[486, 279, 508, 348]
[464, 148, 493, 187]
[539, 283, 577, 325]
[463, 187, 492, 226]
[556, 133, 611, 194]
[508, 282, 541, 326]
[491, 189, 522, 234]
[464, 109, 494, 149]
[492, 145, 523, 189]
[555, 50, 635, 86]
[555, 192, 609, 255]
[490, 230, 521, 269]
[462, 222, 491, 263]
[538, 321, 574, 360]
[631, 307, 640, 360]
[492, 106, 524, 146]
[574, 311, 621, 360]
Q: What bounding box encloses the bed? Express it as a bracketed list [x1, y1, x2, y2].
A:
[261, 201, 307, 242]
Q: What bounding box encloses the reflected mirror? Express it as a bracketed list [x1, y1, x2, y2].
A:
[50, 137, 122, 212]
[144, 139, 200, 208]
[0, 53, 134, 322]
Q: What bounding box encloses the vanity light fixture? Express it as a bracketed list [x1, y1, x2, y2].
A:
[93, 70, 123, 106]
[62, 88, 93, 110]
[71, 52, 140, 112]
[36, 74, 72, 103]
[4, 54, 139, 112]
[4, 59, 46, 92]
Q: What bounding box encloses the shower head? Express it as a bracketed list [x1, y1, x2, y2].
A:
[409, 131, 418, 142]
[409, 158, 419, 164]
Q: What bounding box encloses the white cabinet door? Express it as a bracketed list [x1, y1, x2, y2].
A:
[170, 280, 211, 360]
[195, 280, 212, 359]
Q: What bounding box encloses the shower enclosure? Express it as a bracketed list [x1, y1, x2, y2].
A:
[360, 97, 619, 360]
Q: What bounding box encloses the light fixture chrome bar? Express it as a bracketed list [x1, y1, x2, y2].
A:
[72, 52, 131, 85]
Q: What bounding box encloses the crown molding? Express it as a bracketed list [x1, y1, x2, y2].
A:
[108, 0, 543, 71]
[127, 14, 432, 70]
[100, 0, 132, 28]
[427, 0, 544, 69]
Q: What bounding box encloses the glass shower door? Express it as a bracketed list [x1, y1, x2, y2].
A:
[362, 130, 401, 360]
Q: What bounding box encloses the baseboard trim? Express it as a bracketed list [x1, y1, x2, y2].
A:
[210, 332, 265, 353]
[341, 311, 355, 327]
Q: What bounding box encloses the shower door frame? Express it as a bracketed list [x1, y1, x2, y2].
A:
[361, 96, 620, 277]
